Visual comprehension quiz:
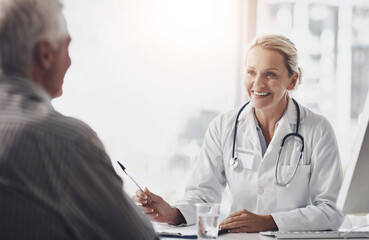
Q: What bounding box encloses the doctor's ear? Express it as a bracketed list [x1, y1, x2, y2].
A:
[287, 73, 298, 90]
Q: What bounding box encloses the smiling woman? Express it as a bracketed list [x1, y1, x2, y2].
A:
[244, 36, 301, 144]
[133, 34, 344, 233]
[246, 47, 295, 115]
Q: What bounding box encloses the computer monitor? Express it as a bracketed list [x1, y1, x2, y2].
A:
[337, 94, 369, 214]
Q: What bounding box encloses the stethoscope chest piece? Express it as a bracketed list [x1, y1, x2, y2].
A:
[229, 158, 238, 169]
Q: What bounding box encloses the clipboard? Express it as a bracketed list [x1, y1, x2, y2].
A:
[158, 231, 197, 239]
[158, 229, 228, 238]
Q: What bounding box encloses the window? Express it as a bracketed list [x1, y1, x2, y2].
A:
[57, 0, 247, 203]
[256, 0, 369, 167]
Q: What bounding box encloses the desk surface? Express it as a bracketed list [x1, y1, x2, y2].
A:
[154, 223, 369, 240]
[155, 223, 261, 240]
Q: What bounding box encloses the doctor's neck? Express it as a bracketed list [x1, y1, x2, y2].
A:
[254, 94, 289, 144]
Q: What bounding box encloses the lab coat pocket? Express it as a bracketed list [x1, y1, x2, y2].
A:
[276, 165, 311, 210]
[236, 147, 255, 170]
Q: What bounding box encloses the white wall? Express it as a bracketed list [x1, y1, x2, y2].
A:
[55, 0, 247, 200]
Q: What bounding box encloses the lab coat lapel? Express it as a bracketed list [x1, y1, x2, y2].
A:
[268, 97, 299, 150]
[269, 114, 291, 149]
[263, 98, 297, 166]
[238, 104, 262, 161]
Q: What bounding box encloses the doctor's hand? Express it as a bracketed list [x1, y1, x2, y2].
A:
[133, 188, 186, 225]
[219, 209, 278, 233]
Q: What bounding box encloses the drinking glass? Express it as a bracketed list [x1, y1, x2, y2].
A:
[196, 203, 220, 239]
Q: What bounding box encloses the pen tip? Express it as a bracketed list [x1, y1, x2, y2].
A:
[117, 161, 126, 171]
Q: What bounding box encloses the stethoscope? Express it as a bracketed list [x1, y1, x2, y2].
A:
[229, 98, 304, 188]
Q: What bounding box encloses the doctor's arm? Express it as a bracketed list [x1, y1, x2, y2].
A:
[270, 118, 344, 231]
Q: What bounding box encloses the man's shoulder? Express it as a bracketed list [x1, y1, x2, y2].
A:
[34, 111, 97, 142]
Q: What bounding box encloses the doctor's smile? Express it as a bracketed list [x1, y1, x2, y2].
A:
[252, 91, 271, 97]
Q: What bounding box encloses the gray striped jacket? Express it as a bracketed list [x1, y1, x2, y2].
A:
[0, 75, 158, 239]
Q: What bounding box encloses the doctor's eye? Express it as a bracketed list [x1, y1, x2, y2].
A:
[247, 70, 256, 76]
[265, 72, 277, 78]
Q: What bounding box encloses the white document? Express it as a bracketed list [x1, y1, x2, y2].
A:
[153, 222, 197, 238]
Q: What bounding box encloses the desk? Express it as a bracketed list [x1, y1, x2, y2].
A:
[155, 223, 263, 240]
[154, 223, 369, 240]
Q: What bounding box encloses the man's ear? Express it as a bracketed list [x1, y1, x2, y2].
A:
[287, 73, 298, 90]
[34, 40, 55, 70]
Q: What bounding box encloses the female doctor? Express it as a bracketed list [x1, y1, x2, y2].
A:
[134, 35, 344, 233]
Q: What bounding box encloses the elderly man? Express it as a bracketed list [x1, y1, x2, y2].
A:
[0, 0, 158, 239]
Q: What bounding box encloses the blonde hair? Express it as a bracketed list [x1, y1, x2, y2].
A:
[247, 35, 303, 85]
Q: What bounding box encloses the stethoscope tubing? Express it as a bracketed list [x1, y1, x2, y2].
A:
[231, 102, 250, 160]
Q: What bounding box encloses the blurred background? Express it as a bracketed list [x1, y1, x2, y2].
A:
[56, 0, 369, 211]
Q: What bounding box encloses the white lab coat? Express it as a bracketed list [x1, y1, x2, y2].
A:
[174, 97, 344, 231]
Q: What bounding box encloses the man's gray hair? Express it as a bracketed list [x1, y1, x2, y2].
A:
[0, 0, 67, 75]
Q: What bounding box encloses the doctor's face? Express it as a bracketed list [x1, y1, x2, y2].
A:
[244, 46, 297, 113]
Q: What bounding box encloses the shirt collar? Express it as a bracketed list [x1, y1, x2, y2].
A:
[0, 74, 53, 108]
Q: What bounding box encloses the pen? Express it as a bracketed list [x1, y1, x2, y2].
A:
[158, 232, 197, 239]
[117, 161, 152, 202]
